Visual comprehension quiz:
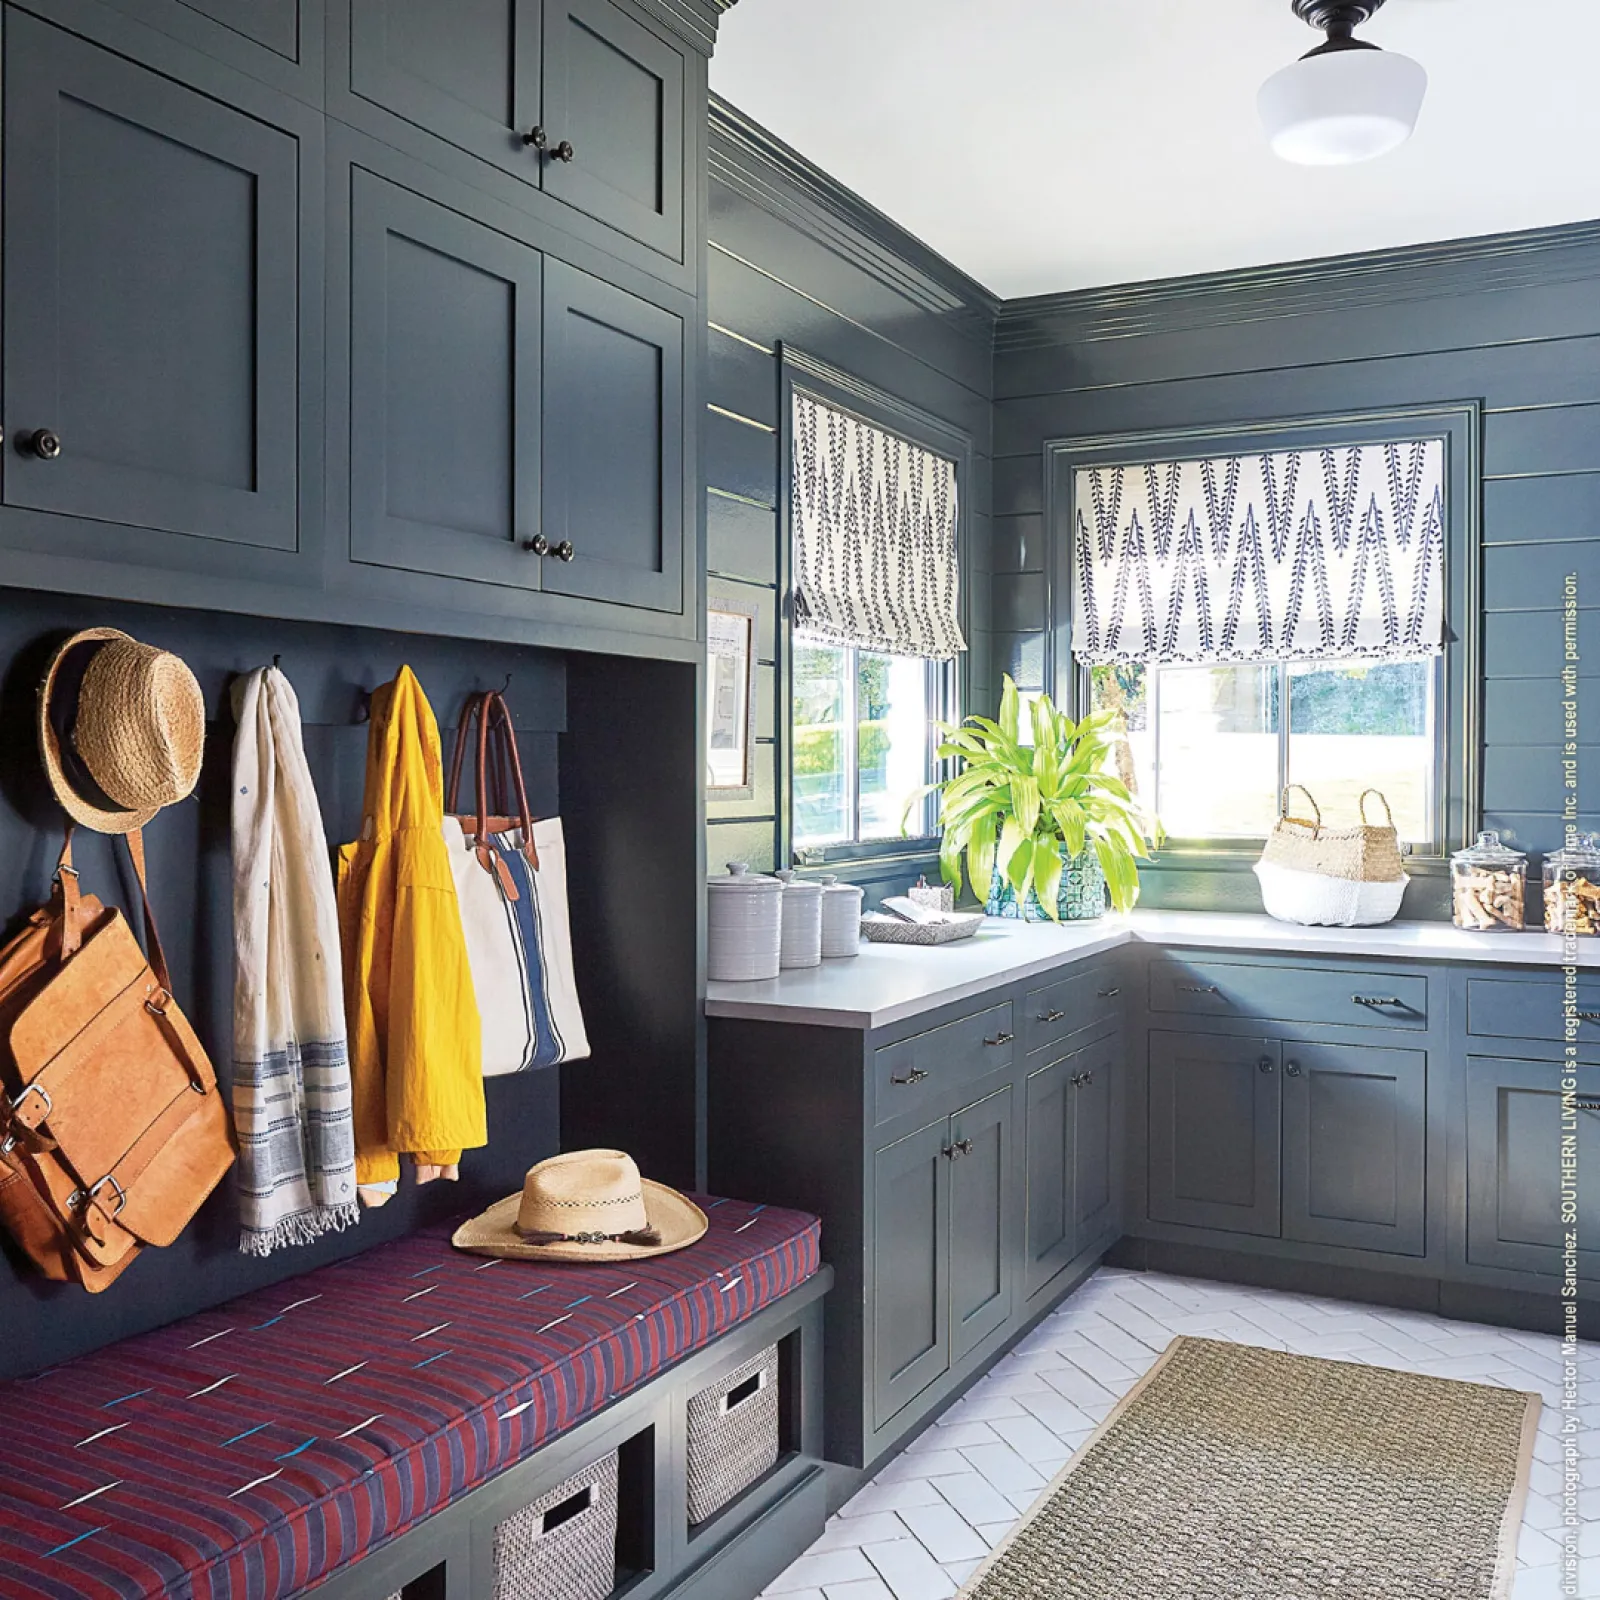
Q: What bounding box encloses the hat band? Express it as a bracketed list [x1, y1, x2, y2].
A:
[516, 1224, 663, 1248]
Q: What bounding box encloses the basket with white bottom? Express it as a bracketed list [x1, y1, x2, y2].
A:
[685, 1344, 780, 1525]
[492, 1449, 619, 1600]
[1255, 785, 1407, 927]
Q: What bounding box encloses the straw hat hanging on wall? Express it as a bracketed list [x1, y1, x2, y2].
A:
[37, 627, 206, 834]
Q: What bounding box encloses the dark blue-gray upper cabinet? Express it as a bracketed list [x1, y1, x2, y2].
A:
[343, 0, 688, 277]
[1281, 1041, 1426, 1257]
[1466, 1054, 1600, 1281]
[540, 0, 683, 264]
[3, 12, 314, 566]
[90, 0, 320, 100]
[348, 170, 544, 589]
[1148, 1031, 1281, 1238]
[541, 262, 683, 611]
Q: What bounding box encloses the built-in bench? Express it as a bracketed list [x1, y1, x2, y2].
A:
[0, 1197, 830, 1600]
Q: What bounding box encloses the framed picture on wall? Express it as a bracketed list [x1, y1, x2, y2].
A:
[706, 597, 759, 799]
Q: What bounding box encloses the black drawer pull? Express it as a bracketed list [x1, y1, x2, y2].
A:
[1097, 986, 1121, 999]
[1177, 983, 1219, 995]
[1352, 995, 1405, 1010]
[890, 1067, 929, 1087]
[541, 1483, 593, 1535]
[1577, 1099, 1600, 1113]
[1038, 1009, 1067, 1023]
[1259, 1056, 1275, 1074]
[1285, 1060, 1303, 1078]
[1578, 1012, 1600, 1024]
[985, 1031, 1014, 1047]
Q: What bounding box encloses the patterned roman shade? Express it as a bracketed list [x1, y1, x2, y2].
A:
[1072, 441, 1446, 666]
[791, 393, 967, 660]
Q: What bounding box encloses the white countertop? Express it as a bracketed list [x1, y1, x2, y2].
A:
[704, 910, 1599, 1030]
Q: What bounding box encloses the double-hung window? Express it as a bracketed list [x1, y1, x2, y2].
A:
[1071, 436, 1451, 851]
[786, 375, 968, 857]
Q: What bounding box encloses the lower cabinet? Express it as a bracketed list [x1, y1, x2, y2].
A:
[1147, 1030, 1426, 1256]
[1466, 1054, 1600, 1280]
[872, 1084, 1016, 1429]
[1024, 1033, 1118, 1298]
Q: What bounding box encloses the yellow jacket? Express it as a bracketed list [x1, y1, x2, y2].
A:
[337, 667, 484, 1201]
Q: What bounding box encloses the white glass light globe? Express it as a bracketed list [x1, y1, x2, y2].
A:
[1258, 46, 1428, 165]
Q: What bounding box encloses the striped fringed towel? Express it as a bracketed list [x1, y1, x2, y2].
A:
[230, 666, 359, 1256]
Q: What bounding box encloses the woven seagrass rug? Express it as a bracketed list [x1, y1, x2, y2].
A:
[960, 1336, 1540, 1600]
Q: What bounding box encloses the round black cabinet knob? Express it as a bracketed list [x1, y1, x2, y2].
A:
[1285, 1061, 1303, 1077]
[522, 534, 551, 555]
[1258, 1056, 1275, 1074]
[550, 140, 575, 162]
[522, 126, 549, 149]
[553, 539, 575, 562]
[28, 429, 61, 460]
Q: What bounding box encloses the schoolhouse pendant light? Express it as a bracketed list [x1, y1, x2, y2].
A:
[1258, 0, 1428, 166]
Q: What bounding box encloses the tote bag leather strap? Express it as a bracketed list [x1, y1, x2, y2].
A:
[480, 691, 538, 871]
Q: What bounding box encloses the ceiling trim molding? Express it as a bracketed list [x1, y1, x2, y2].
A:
[996, 220, 1600, 351]
[631, 0, 732, 55]
[709, 94, 1001, 347]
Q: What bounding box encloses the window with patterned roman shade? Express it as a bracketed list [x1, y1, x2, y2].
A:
[791, 392, 967, 661]
[1072, 441, 1446, 667]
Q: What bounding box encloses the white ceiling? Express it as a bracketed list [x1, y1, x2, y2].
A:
[710, 0, 1600, 299]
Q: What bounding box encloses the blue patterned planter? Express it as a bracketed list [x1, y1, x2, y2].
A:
[986, 846, 1108, 923]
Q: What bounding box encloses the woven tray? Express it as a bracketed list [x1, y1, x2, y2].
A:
[860, 911, 984, 946]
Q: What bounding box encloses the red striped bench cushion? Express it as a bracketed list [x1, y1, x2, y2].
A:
[0, 1196, 820, 1600]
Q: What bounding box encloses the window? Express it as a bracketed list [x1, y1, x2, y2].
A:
[1067, 431, 1458, 854]
[784, 356, 970, 860]
[1090, 658, 1438, 846]
[793, 640, 954, 851]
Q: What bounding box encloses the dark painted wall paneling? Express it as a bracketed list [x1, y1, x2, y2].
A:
[994, 224, 1600, 868]
[703, 99, 997, 894]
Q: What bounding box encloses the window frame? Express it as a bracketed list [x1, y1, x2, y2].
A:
[778, 345, 973, 867]
[1045, 404, 1483, 867]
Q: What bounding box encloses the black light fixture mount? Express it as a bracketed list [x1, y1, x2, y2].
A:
[1292, 0, 1387, 57]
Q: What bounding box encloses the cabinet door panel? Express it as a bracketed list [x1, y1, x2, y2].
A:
[350, 0, 541, 176]
[180, 0, 300, 57]
[1024, 1053, 1074, 1299]
[1072, 1034, 1118, 1258]
[4, 13, 301, 550]
[872, 1119, 949, 1428]
[1148, 1032, 1280, 1237]
[541, 263, 683, 611]
[1282, 1041, 1426, 1256]
[348, 171, 542, 588]
[950, 1086, 1013, 1363]
[541, 0, 684, 260]
[1467, 1056, 1600, 1280]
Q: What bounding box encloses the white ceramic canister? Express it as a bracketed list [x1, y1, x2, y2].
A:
[818, 874, 864, 958]
[707, 862, 783, 982]
[773, 869, 824, 968]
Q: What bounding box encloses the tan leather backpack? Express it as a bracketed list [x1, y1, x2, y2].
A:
[0, 828, 235, 1292]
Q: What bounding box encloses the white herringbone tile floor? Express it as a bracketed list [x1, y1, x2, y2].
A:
[763, 1268, 1598, 1600]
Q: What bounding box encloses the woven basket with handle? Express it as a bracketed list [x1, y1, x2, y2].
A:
[1255, 786, 1407, 927]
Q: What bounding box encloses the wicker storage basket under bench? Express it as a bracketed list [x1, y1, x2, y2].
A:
[686, 1343, 781, 1524]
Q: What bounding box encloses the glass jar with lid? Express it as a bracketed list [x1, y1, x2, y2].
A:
[1451, 831, 1527, 931]
[1543, 833, 1600, 936]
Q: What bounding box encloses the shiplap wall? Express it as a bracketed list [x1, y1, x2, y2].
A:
[993, 226, 1600, 867]
[702, 100, 998, 900]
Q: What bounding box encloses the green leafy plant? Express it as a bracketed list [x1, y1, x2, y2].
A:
[907, 676, 1162, 919]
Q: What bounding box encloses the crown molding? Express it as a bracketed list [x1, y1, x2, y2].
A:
[995, 220, 1600, 352]
[632, 0, 732, 55]
[709, 95, 1001, 349]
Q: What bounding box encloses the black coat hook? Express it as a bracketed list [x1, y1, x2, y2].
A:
[500, 673, 513, 695]
[272, 654, 282, 670]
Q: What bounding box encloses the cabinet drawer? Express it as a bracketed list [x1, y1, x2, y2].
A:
[1149, 957, 1427, 1031]
[873, 1003, 1015, 1128]
[1466, 975, 1600, 1054]
[1023, 965, 1124, 1056]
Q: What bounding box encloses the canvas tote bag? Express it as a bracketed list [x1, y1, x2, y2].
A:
[0, 828, 236, 1291]
[445, 691, 589, 1075]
